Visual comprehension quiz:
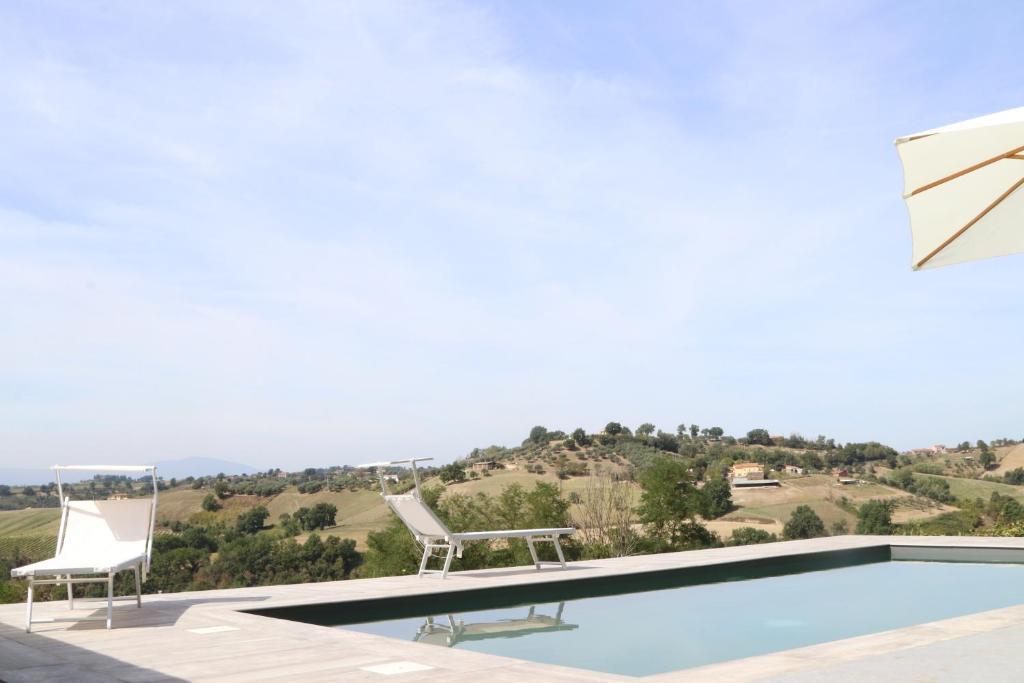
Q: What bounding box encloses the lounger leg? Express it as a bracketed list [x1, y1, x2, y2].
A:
[440, 544, 455, 579]
[25, 577, 34, 633]
[553, 535, 567, 568]
[106, 571, 114, 630]
[134, 564, 142, 608]
[418, 545, 432, 578]
[526, 536, 540, 569]
[67, 574, 74, 610]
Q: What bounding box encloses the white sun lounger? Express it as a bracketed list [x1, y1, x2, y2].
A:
[360, 458, 574, 578]
[10, 465, 158, 632]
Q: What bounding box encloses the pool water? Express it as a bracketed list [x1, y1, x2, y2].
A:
[343, 561, 1024, 676]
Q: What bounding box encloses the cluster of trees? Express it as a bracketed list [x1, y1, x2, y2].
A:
[281, 504, 338, 533]
[0, 475, 164, 511]
[986, 492, 1024, 525]
[186, 468, 374, 500]
[147, 522, 361, 593]
[883, 469, 955, 503]
[1003, 468, 1024, 485]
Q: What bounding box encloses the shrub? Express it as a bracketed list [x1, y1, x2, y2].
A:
[783, 505, 826, 540]
[728, 527, 777, 546]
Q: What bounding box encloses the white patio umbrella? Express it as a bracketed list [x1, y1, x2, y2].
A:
[895, 106, 1024, 270]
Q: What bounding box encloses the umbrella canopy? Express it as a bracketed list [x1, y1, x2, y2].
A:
[895, 106, 1024, 270]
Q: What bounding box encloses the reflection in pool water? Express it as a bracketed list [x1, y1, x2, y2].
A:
[413, 602, 577, 647]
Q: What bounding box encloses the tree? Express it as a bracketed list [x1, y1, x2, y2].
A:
[21, 486, 35, 497]
[213, 480, 230, 499]
[201, 494, 222, 512]
[690, 424, 699, 439]
[294, 503, 338, 531]
[980, 450, 996, 469]
[831, 519, 850, 535]
[636, 423, 656, 438]
[783, 505, 826, 540]
[746, 428, 772, 446]
[701, 478, 733, 519]
[676, 423, 688, 437]
[0, 485, 11, 497]
[604, 422, 623, 436]
[637, 457, 716, 550]
[571, 428, 590, 446]
[708, 427, 724, 438]
[439, 463, 467, 484]
[235, 506, 270, 535]
[856, 500, 894, 534]
[528, 425, 550, 444]
[1005, 468, 1024, 485]
[654, 431, 679, 452]
[572, 473, 637, 557]
[977, 439, 989, 451]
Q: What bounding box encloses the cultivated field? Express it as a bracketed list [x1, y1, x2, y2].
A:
[0, 508, 61, 559]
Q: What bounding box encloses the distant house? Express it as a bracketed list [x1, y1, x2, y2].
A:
[107, 492, 130, 501]
[911, 445, 947, 457]
[730, 462, 764, 480]
[469, 461, 500, 473]
[838, 477, 859, 485]
[785, 465, 805, 475]
[770, 435, 786, 446]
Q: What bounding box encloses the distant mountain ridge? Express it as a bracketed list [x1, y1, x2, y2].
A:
[0, 457, 257, 485]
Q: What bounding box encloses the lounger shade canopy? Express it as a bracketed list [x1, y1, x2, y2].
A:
[895, 106, 1024, 270]
[360, 458, 574, 578]
[11, 465, 158, 631]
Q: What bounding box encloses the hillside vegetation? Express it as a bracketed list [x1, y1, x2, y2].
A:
[3, 423, 1024, 603]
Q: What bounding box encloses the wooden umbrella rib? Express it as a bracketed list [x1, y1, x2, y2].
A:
[911, 144, 1024, 196]
[916, 175, 1024, 269]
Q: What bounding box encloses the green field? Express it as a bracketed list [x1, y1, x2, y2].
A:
[913, 472, 1024, 503]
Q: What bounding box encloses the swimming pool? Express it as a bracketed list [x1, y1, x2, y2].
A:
[253, 549, 1024, 677]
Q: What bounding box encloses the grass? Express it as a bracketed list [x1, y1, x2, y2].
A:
[726, 499, 855, 530]
[912, 472, 1024, 503]
[993, 444, 1024, 476]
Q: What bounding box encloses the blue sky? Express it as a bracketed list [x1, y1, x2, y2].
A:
[2, 1, 1023, 469]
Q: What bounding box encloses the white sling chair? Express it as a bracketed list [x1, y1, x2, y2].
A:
[11, 465, 158, 632]
[360, 458, 574, 578]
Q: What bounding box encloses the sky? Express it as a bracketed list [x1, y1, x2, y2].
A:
[2, 1, 1023, 469]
